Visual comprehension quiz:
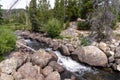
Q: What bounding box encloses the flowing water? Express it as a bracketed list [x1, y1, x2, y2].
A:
[25, 39, 120, 80]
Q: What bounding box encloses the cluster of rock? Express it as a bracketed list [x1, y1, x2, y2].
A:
[16, 30, 120, 71]
[0, 49, 72, 80]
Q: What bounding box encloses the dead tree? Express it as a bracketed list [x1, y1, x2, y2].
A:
[90, 0, 119, 42]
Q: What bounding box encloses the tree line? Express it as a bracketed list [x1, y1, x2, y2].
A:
[0, 0, 120, 41]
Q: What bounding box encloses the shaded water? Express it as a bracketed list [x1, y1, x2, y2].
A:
[25, 39, 120, 80]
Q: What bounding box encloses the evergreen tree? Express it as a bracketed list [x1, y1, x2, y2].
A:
[29, 0, 39, 32]
[66, 0, 81, 21]
[54, 0, 64, 24]
[37, 0, 51, 31]
[80, 0, 93, 19]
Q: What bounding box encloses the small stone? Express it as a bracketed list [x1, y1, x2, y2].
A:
[49, 61, 64, 73]
[112, 64, 117, 70]
[98, 42, 108, 52]
[67, 44, 75, 53]
[115, 59, 120, 64]
[117, 64, 120, 71]
[108, 56, 114, 63]
[31, 49, 52, 68]
[42, 66, 53, 77]
[45, 71, 61, 80]
[59, 45, 70, 56]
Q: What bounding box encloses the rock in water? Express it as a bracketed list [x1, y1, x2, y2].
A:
[73, 46, 108, 67]
[31, 49, 52, 68]
[59, 45, 70, 56]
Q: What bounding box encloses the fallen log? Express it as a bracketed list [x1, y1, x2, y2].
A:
[16, 42, 37, 53]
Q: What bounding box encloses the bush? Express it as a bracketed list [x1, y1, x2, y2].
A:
[77, 21, 91, 30]
[80, 38, 89, 46]
[0, 27, 16, 55]
[45, 18, 62, 38]
[64, 21, 70, 29]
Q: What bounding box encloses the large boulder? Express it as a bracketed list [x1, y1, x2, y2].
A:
[45, 71, 61, 80]
[31, 49, 52, 68]
[72, 46, 108, 67]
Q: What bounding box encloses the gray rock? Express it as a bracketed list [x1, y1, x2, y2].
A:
[21, 31, 30, 38]
[106, 51, 114, 57]
[98, 42, 108, 52]
[0, 73, 14, 80]
[18, 62, 38, 79]
[50, 40, 60, 51]
[117, 64, 120, 71]
[115, 46, 120, 58]
[0, 53, 26, 74]
[31, 49, 52, 68]
[42, 66, 53, 77]
[45, 71, 61, 80]
[60, 28, 78, 38]
[73, 46, 108, 67]
[108, 56, 114, 63]
[115, 59, 120, 64]
[49, 61, 64, 73]
[112, 63, 117, 70]
[59, 45, 70, 56]
[48, 51, 58, 61]
[67, 44, 75, 53]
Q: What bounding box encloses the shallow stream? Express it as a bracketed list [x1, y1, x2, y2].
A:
[25, 39, 120, 80]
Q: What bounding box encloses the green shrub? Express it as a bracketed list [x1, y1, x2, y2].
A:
[80, 38, 89, 46]
[0, 27, 16, 55]
[65, 21, 70, 29]
[45, 18, 62, 38]
[77, 21, 91, 30]
[0, 56, 4, 61]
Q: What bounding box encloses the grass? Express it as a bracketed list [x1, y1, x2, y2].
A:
[1, 23, 31, 31]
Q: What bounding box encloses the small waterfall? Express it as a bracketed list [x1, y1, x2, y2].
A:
[46, 48, 93, 75]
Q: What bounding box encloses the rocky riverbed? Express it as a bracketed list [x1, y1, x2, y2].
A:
[0, 29, 120, 80]
[16, 30, 120, 71]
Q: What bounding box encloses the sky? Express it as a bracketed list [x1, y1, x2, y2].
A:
[0, 0, 55, 9]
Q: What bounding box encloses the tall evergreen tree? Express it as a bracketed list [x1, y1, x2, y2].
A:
[54, 0, 64, 24]
[37, 0, 51, 31]
[80, 0, 93, 19]
[29, 0, 39, 32]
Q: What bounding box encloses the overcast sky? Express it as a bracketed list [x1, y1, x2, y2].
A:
[0, 0, 55, 9]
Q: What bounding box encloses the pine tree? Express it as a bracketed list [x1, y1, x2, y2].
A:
[37, 0, 51, 31]
[54, 0, 64, 24]
[80, 0, 93, 19]
[29, 0, 39, 32]
[65, 0, 82, 21]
